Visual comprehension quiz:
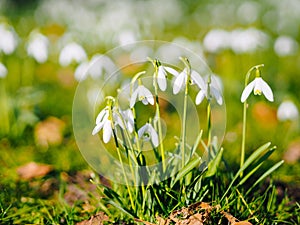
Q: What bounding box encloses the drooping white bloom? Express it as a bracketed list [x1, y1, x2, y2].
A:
[120, 109, 134, 133]
[74, 61, 89, 81]
[0, 63, 8, 78]
[274, 36, 298, 57]
[27, 32, 49, 63]
[156, 65, 179, 91]
[59, 42, 87, 66]
[241, 77, 274, 103]
[92, 107, 113, 143]
[277, 100, 299, 121]
[130, 85, 154, 108]
[138, 123, 159, 147]
[193, 72, 223, 105]
[0, 24, 18, 55]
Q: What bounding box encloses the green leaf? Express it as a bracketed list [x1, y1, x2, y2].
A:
[220, 142, 272, 201]
[205, 147, 223, 177]
[238, 147, 276, 186]
[247, 160, 284, 194]
[171, 157, 201, 187]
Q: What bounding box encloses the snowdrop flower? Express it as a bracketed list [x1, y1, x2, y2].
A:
[59, 42, 87, 67]
[156, 65, 179, 91]
[193, 72, 223, 105]
[274, 36, 298, 57]
[92, 107, 112, 143]
[277, 100, 299, 121]
[130, 85, 154, 108]
[27, 32, 49, 63]
[120, 109, 134, 133]
[0, 24, 18, 55]
[173, 68, 206, 95]
[74, 61, 89, 81]
[241, 76, 274, 103]
[0, 63, 8, 78]
[138, 123, 159, 147]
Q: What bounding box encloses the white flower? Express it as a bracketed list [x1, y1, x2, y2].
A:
[241, 77, 274, 103]
[74, 61, 89, 81]
[0, 63, 8, 78]
[130, 85, 154, 108]
[193, 72, 223, 105]
[59, 42, 87, 67]
[92, 107, 113, 143]
[27, 32, 49, 63]
[277, 100, 299, 121]
[0, 24, 18, 55]
[173, 68, 206, 95]
[120, 109, 134, 133]
[138, 123, 159, 147]
[156, 65, 179, 91]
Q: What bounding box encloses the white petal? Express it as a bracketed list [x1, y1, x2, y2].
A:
[195, 90, 206, 105]
[140, 86, 154, 105]
[173, 69, 186, 94]
[253, 78, 263, 95]
[96, 108, 108, 124]
[103, 120, 112, 143]
[114, 112, 124, 129]
[164, 66, 179, 77]
[130, 87, 139, 108]
[191, 70, 206, 89]
[149, 125, 159, 147]
[211, 86, 223, 105]
[157, 67, 167, 91]
[138, 123, 148, 138]
[259, 78, 274, 102]
[241, 80, 255, 103]
[92, 123, 103, 135]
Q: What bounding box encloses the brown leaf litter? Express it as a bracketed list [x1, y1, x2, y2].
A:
[17, 161, 53, 180]
[135, 201, 253, 225]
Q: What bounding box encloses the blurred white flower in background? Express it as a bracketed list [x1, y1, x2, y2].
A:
[74, 61, 89, 81]
[203, 29, 230, 53]
[27, 32, 49, 63]
[0, 23, 18, 55]
[0, 63, 8, 78]
[230, 28, 269, 54]
[277, 100, 299, 121]
[74, 54, 117, 82]
[236, 1, 260, 24]
[59, 42, 87, 67]
[274, 36, 299, 57]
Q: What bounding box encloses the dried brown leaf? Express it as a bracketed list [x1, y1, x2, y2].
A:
[17, 162, 53, 180]
[76, 212, 109, 225]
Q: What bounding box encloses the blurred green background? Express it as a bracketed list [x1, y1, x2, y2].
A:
[0, 0, 299, 188]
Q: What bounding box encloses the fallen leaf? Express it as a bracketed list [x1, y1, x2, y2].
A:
[76, 212, 109, 225]
[34, 116, 65, 148]
[17, 162, 53, 180]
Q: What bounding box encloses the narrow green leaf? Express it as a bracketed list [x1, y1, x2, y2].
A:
[205, 147, 223, 177]
[239, 147, 276, 185]
[107, 200, 135, 218]
[171, 157, 201, 187]
[247, 160, 284, 194]
[220, 142, 271, 201]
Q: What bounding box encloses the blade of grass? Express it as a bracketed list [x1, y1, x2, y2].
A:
[171, 157, 201, 187]
[205, 147, 223, 177]
[220, 142, 271, 201]
[246, 160, 284, 195]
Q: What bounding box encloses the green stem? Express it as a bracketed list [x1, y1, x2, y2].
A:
[112, 127, 136, 212]
[240, 64, 264, 175]
[152, 60, 166, 172]
[180, 57, 191, 168]
[240, 100, 247, 175]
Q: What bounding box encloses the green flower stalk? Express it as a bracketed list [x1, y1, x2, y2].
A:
[240, 64, 274, 174]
